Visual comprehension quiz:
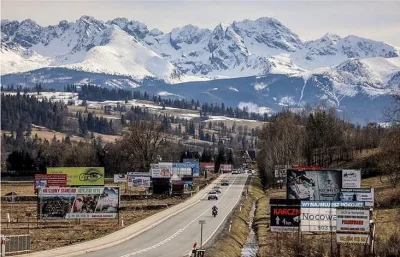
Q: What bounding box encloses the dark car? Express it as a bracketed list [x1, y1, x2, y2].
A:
[221, 180, 229, 186]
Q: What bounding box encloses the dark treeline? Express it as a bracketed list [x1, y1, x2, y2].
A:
[66, 84, 268, 121]
[1, 93, 68, 134]
[1, 94, 119, 136]
[1, 127, 235, 175]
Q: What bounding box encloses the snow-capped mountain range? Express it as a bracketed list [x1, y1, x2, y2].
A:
[1, 16, 400, 123]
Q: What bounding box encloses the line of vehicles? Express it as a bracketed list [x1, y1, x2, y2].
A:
[207, 179, 229, 200]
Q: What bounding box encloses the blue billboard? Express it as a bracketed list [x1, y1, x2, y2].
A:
[182, 159, 200, 177]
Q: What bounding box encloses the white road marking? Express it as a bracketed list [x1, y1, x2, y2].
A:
[119, 175, 243, 257]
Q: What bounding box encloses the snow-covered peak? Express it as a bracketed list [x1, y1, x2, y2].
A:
[341, 35, 399, 58]
[321, 33, 342, 42]
[170, 25, 211, 50]
[232, 17, 302, 52]
[107, 17, 149, 40]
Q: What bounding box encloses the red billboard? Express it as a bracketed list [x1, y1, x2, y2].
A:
[34, 174, 68, 192]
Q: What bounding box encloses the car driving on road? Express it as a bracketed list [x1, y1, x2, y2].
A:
[221, 180, 229, 186]
[208, 190, 218, 200]
[213, 186, 222, 193]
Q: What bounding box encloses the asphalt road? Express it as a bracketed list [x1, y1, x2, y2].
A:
[79, 174, 249, 257]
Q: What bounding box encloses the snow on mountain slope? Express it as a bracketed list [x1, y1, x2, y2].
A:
[62, 26, 180, 82]
[1, 15, 399, 87]
[308, 57, 400, 98]
[1, 44, 52, 74]
[292, 34, 400, 70]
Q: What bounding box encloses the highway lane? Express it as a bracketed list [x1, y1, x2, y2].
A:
[80, 174, 249, 257]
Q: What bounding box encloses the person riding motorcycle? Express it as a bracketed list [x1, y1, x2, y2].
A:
[212, 205, 218, 216]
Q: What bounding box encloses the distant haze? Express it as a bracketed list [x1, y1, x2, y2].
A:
[2, 0, 400, 46]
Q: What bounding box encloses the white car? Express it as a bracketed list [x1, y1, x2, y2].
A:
[213, 186, 222, 193]
[208, 190, 219, 200]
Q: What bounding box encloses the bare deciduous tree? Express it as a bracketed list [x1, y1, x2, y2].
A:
[379, 127, 400, 187]
[121, 120, 167, 171]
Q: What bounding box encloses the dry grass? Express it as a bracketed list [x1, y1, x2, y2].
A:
[205, 176, 266, 257]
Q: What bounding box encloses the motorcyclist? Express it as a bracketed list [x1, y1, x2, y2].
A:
[212, 205, 218, 214]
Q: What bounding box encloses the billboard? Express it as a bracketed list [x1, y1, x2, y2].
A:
[34, 174, 67, 191]
[336, 234, 371, 245]
[340, 188, 374, 207]
[38, 187, 119, 219]
[270, 199, 301, 232]
[336, 208, 370, 233]
[183, 159, 200, 177]
[47, 167, 105, 186]
[172, 163, 194, 176]
[200, 162, 215, 171]
[287, 169, 342, 201]
[152, 163, 173, 178]
[113, 174, 127, 183]
[300, 201, 364, 232]
[220, 164, 232, 172]
[342, 170, 361, 188]
[128, 176, 151, 187]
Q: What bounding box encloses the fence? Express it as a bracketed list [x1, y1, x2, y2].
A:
[3, 234, 30, 256]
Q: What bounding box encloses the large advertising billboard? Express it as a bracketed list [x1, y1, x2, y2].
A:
[34, 174, 67, 192]
[172, 163, 194, 176]
[300, 201, 364, 232]
[340, 188, 374, 207]
[201, 162, 215, 172]
[270, 199, 301, 232]
[47, 167, 105, 186]
[287, 169, 342, 201]
[220, 164, 232, 172]
[182, 159, 200, 177]
[38, 187, 119, 219]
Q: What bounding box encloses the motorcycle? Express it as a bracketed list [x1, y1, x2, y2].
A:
[212, 209, 218, 217]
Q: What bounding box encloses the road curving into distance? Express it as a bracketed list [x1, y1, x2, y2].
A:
[80, 173, 248, 257]
[18, 173, 249, 257]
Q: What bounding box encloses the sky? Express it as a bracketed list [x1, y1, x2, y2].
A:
[1, 0, 400, 46]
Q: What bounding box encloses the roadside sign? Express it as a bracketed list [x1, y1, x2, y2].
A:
[336, 233, 370, 245]
[300, 201, 364, 232]
[270, 199, 300, 232]
[199, 220, 206, 225]
[113, 174, 127, 183]
[340, 188, 374, 207]
[337, 208, 370, 234]
[342, 169, 361, 188]
[34, 174, 67, 192]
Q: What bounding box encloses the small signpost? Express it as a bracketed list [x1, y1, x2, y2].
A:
[199, 220, 206, 249]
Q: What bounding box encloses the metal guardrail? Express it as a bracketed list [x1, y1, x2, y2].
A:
[3, 234, 30, 256]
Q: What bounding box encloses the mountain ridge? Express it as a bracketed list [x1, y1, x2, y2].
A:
[1, 16, 399, 123]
